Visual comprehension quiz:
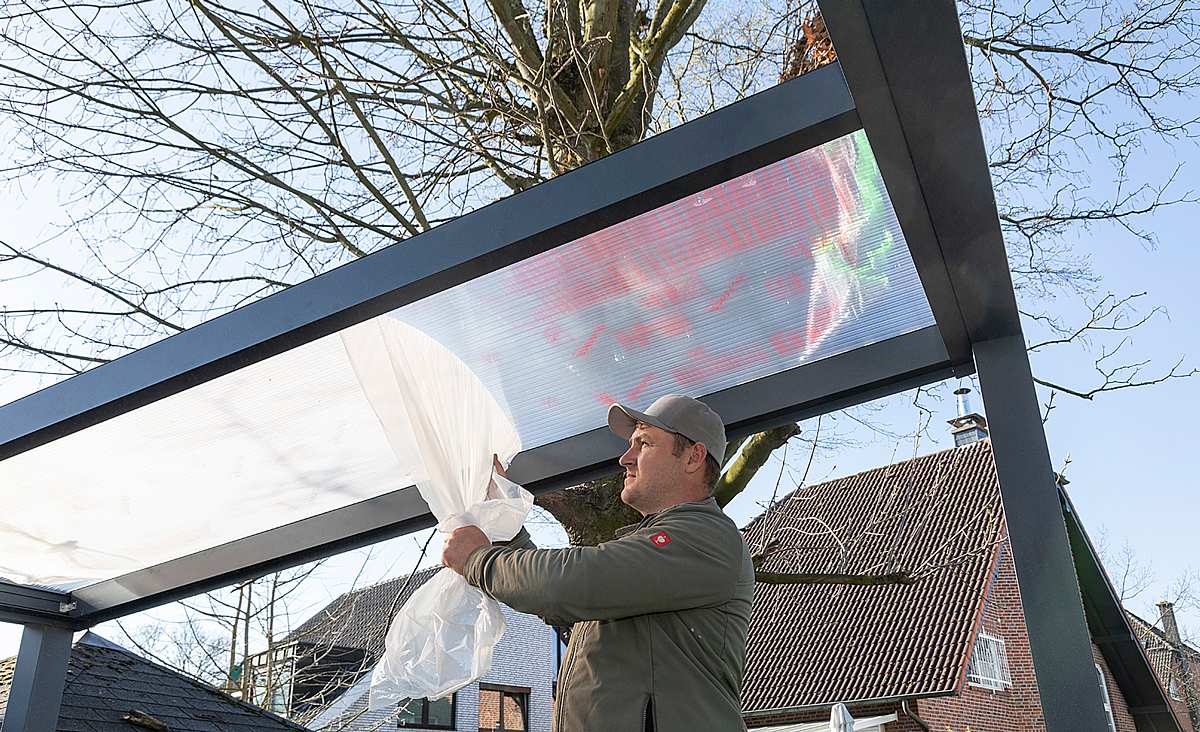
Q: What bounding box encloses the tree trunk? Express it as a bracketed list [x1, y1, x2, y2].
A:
[536, 473, 641, 546]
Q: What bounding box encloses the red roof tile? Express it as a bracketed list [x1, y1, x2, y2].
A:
[740, 439, 1004, 712]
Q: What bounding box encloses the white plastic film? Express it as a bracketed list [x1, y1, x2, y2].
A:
[0, 329, 420, 588]
[337, 318, 532, 708]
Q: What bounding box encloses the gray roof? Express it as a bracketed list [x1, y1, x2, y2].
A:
[283, 566, 441, 660]
[0, 632, 310, 732]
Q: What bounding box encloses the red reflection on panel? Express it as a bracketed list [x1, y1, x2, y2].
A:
[574, 325, 606, 359]
[398, 131, 918, 449]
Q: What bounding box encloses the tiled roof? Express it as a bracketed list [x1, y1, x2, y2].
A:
[1126, 611, 1200, 687]
[740, 439, 1005, 713]
[0, 632, 309, 731]
[284, 565, 442, 660]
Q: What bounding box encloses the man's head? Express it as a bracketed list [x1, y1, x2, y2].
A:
[607, 395, 726, 516]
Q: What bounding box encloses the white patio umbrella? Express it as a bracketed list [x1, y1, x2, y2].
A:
[830, 703, 856, 732]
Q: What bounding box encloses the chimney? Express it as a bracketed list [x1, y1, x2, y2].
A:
[1159, 600, 1183, 644]
[948, 387, 989, 446]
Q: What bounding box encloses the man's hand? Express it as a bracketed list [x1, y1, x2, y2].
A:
[442, 525, 490, 576]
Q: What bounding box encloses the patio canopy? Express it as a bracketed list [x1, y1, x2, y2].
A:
[0, 0, 1001, 625]
[0, 4, 1120, 732]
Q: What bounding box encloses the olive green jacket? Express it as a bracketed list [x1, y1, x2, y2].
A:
[463, 497, 755, 732]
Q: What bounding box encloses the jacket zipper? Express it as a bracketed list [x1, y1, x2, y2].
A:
[556, 622, 586, 730]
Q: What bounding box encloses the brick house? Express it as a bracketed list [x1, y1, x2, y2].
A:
[739, 418, 1184, 732]
[1128, 605, 1200, 730]
[245, 566, 558, 731]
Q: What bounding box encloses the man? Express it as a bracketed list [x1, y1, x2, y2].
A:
[442, 394, 755, 732]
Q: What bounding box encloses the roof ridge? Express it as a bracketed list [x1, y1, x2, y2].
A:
[1126, 608, 1200, 656]
[813, 439, 988, 488]
[79, 640, 312, 730]
[312, 563, 441, 605]
[742, 440, 990, 531]
[284, 564, 443, 646]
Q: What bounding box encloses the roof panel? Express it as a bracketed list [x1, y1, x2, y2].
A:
[0, 129, 934, 590]
[393, 129, 933, 448]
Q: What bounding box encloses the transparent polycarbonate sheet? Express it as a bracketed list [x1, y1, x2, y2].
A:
[393, 129, 935, 447]
[0, 129, 935, 589]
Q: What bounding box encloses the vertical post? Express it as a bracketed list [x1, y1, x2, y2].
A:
[4, 623, 73, 732]
[974, 335, 1109, 731]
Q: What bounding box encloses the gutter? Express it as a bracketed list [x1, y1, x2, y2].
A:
[742, 690, 954, 724]
[901, 699, 931, 731]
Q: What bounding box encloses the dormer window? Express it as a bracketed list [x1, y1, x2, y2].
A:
[966, 631, 1012, 690]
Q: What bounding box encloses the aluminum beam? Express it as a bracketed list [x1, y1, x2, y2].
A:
[0, 581, 75, 628]
[71, 325, 963, 624]
[847, 0, 1022, 343]
[819, 0, 973, 365]
[3, 623, 73, 732]
[976, 335, 1110, 731]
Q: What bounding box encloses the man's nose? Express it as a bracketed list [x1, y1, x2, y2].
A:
[619, 446, 636, 467]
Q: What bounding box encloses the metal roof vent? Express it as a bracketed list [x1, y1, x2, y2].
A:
[948, 387, 989, 446]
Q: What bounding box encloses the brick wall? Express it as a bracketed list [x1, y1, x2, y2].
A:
[1093, 643, 1138, 732]
[1153, 645, 1199, 732]
[1150, 604, 1200, 732]
[310, 602, 558, 732]
[902, 544, 1147, 732]
[462, 603, 558, 732]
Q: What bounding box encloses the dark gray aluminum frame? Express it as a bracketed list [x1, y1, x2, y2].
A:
[0, 2, 1115, 731]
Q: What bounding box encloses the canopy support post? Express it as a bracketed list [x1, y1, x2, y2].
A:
[4, 623, 73, 732]
[975, 335, 1109, 731]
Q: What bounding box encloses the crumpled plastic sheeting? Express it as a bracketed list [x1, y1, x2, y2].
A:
[338, 318, 532, 708]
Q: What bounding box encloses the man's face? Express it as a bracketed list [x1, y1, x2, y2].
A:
[619, 424, 687, 515]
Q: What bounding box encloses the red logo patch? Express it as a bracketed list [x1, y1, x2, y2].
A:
[650, 531, 672, 548]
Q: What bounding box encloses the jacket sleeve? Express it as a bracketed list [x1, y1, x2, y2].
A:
[463, 511, 743, 624]
[499, 526, 536, 550]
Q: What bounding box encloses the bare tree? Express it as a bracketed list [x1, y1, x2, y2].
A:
[0, 0, 1196, 605]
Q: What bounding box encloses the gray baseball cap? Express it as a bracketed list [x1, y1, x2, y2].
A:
[608, 394, 727, 465]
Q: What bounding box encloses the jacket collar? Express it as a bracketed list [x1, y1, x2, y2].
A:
[613, 496, 719, 538]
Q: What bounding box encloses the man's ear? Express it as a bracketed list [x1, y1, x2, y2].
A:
[687, 441, 708, 474]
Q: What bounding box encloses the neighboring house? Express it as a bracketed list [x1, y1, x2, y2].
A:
[740, 412, 1185, 732]
[1129, 605, 1200, 730]
[246, 566, 559, 731]
[0, 631, 309, 732]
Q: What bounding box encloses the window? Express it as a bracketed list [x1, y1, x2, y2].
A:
[479, 684, 530, 732]
[1169, 675, 1183, 701]
[1095, 663, 1117, 732]
[966, 631, 1013, 690]
[397, 694, 456, 730]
